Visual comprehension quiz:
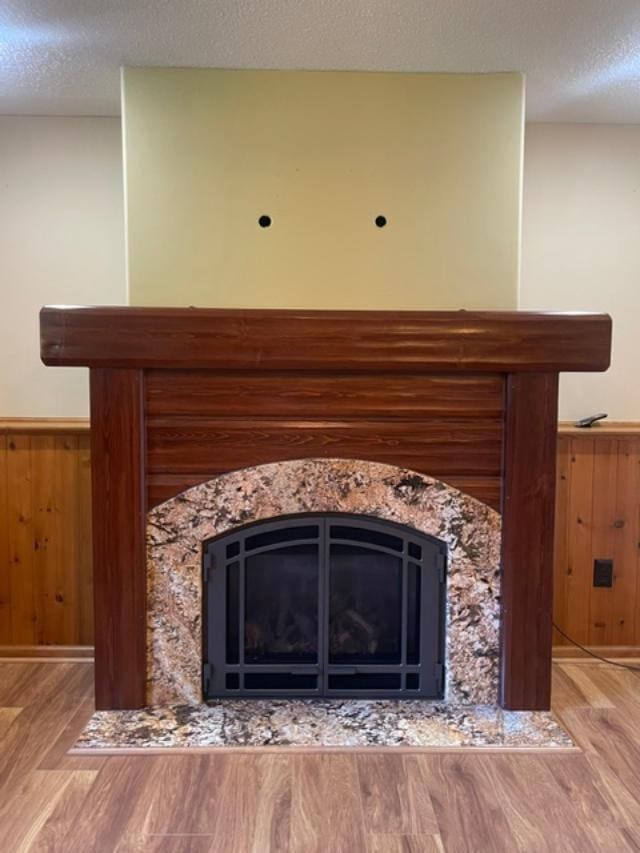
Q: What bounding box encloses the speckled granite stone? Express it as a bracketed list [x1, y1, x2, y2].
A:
[72, 701, 574, 751]
[147, 459, 501, 706]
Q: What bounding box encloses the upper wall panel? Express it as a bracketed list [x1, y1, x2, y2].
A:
[123, 69, 523, 310]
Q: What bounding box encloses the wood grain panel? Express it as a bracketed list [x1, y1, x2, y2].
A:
[5, 434, 36, 645]
[147, 416, 502, 472]
[0, 429, 93, 648]
[553, 436, 571, 653]
[76, 434, 93, 644]
[41, 306, 612, 373]
[89, 369, 146, 710]
[146, 371, 505, 419]
[554, 431, 640, 650]
[0, 433, 10, 644]
[564, 437, 595, 645]
[611, 439, 640, 644]
[31, 434, 59, 644]
[589, 439, 619, 645]
[500, 373, 558, 710]
[145, 371, 505, 510]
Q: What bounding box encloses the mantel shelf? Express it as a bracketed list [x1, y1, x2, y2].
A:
[40, 306, 612, 373]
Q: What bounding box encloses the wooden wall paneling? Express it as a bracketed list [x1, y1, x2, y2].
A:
[89, 369, 146, 709]
[612, 439, 640, 645]
[553, 431, 640, 652]
[76, 433, 93, 645]
[500, 373, 558, 710]
[588, 439, 619, 645]
[0, 434, 10, 643]
[30, 434, 59, 644]
[0, 428, 94, 650]
[5, 435, 37, 644]
[563, 437, 595, 645]
[552, 437, 571, 646]
[54, 434, 81, 644]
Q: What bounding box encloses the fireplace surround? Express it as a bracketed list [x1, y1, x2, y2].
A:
[146, 458, 500, 706]
[40, 306, 612, 712]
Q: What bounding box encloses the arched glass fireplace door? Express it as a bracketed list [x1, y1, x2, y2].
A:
[203, 514, 446, 699]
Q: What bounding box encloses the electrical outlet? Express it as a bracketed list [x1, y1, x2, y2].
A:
[593, 559, 614, 588]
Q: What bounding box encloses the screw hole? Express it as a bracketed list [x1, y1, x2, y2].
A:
[375, 215, 387, 228]
[258, 215, 272, 228]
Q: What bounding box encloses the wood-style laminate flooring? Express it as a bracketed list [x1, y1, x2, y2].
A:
[1, 659, 639, 852]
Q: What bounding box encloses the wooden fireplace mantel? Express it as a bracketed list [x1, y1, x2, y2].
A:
[41, 306, 611, 372]
[40, 306, 611, 712]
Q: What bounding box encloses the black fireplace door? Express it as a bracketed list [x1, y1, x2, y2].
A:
[203, 514, 445, 699]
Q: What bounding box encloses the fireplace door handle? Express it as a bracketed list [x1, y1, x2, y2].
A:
[286, 665, 320, 675]
[327, 666, 359, 675]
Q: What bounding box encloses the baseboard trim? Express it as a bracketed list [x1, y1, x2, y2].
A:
[558, 421, 640, 437]
[553, 644, 640, 660]
[0, 644, 94, 660]
[0, 417, 90, 433]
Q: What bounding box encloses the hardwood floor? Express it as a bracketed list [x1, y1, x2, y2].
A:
[1, 660, 639, 851]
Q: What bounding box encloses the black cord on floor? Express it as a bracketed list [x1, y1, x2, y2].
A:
[553, 622, 640, 673]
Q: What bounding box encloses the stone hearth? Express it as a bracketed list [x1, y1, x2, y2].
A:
[73, 700, 574, 752]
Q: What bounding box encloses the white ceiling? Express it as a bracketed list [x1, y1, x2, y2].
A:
[1, 0, 640, 122]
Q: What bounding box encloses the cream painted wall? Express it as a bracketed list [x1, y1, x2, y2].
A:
[124, 68, 523, 310]
[521, 123, 640, 421]
[0, 116, 126, 416]
[3, 115, 636, 420]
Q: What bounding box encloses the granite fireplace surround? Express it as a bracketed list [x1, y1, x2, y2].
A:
[40, 306, 612, 743]
[148, 458, 500, 706]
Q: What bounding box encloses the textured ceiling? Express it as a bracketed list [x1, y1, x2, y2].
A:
[1, 0, 640, 122]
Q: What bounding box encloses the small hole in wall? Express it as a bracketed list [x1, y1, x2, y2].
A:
[258, 215, 272, 228]
[375, 215, 387, 228]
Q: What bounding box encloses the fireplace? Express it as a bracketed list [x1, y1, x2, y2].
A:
[203, 513, 446, 699]
[40, 306, 612, 711]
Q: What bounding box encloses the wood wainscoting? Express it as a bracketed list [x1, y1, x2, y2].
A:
[554, 423, 640, 652]
[0, 419, 93, 651]
[2, 418, 639, 657]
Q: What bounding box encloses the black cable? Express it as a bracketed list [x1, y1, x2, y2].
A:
[553, 622, 640, 672]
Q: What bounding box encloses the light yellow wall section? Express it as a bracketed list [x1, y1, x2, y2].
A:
[123, 69, 523, 309]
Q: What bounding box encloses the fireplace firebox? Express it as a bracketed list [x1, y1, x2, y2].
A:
[203, 514, 446, 699]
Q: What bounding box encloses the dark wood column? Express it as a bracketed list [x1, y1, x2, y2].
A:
[89, 368, 147, 710]
[500, 373, 559, 710]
